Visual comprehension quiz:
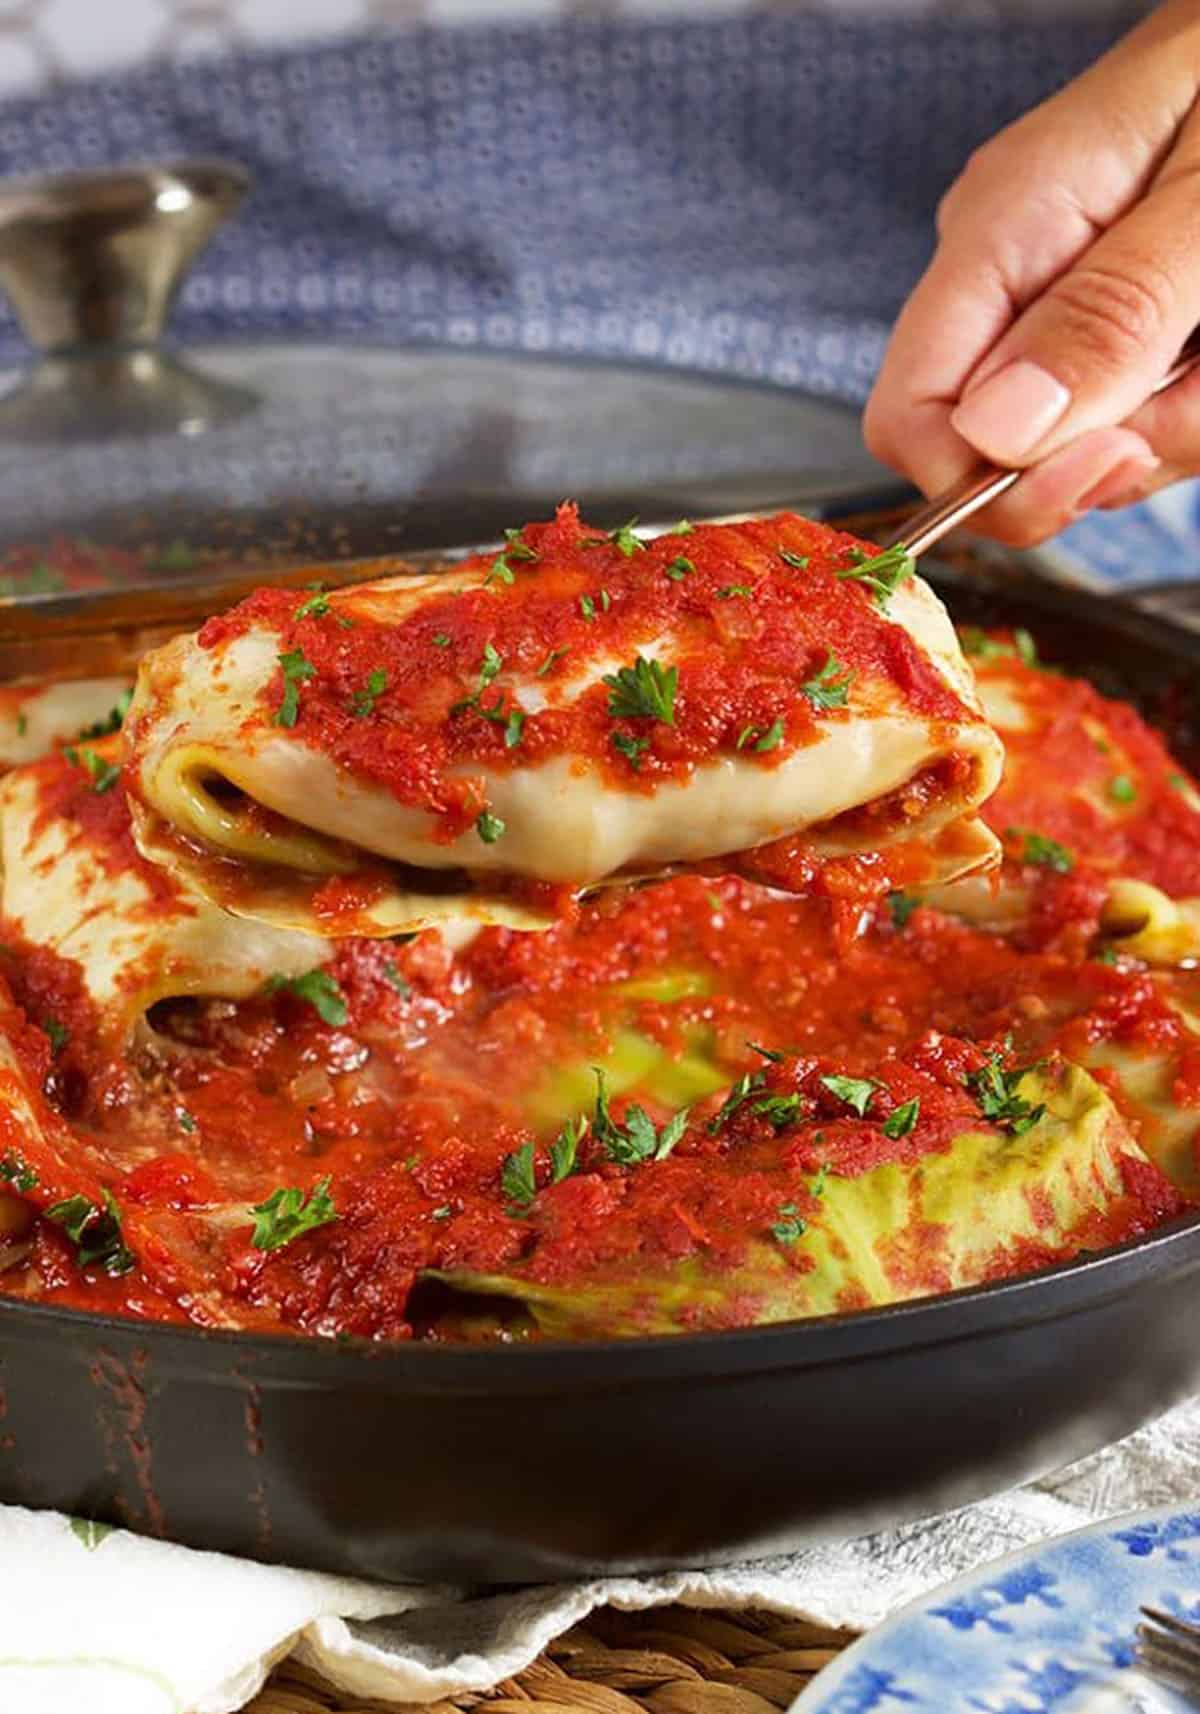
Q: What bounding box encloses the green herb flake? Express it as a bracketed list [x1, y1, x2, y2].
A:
[476, 809, 506, 844]
[536, 646, 569, 676]
[612, 730, 651, 770]
[274, 648, 316, 727]
[887, 891, 918, 930]
[65, 745, 121, 794]
[579, 594, 597, 621]
[669, 520, 695, 536]
[707, 1068, 767, 1134]
[176, 1109, 198, 1134]
[1013, 628, 1039, 667]
[753, 718, 785, 753]
[503, 709, 526, 749]
[778, 549, 809, 570]
[431, 1204, 453, 1221]
[46, 1189, 134, 1277]
[43, 1017, 69, 1055]
[606, 519, 645, 558]
[293, 589, 331, 621]
[665, 556, 694, 582]
[432, 632, 452, 648]
[748, 1041, 785, 1063]
[882, 1097, 920, 1139]
[69, 1518, 114, 1551]
[264, 967, 349, 1027]
[771, 1204, 807, 1245]
[603, 655, 678, 725]
[716, 584, 754, 600]
[250, 1176, 338, 1251]
[0, 1153, 37, 1193]
[1168, 773, 1188, 791]
[836, 542, 914, 608]
[1008, 828, 1075, 874]
[78, 687, 133, 741]
[749, 1092, 804, 1130]
[1108, 774, 1137, 805]
[811, 1163, 829, 1198]
[500, 1142, 537, 1209]
[819, 1074, 879, 1116]
[382, 961, 411, 998]
[1095, 946, 1120, 967]
[799, 652, 853, 711]
[15, 712, 27, 736]
[351, 668, 389, 718]
[591, 1068, 689, 1164]
[966, 1056, 1045, 1135]
[484, 529, 539, 588]
[550, 1114, 587, 1184]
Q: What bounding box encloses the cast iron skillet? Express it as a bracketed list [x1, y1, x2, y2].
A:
[1, 519, 1199, 1584]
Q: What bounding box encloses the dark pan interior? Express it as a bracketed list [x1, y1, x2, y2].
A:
[1, 541, 1199, 1583]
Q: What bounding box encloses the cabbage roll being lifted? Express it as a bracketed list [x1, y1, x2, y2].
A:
[124, 507, 1005, 935]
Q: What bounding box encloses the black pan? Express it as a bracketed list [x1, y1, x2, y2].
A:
[2, 512, 1199, 1585]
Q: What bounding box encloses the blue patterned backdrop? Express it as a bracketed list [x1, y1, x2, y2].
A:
[1, 5, 1195, 584]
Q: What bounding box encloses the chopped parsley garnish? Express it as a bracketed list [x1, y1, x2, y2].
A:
[452, 644, 504, 715]
[602, 519, 645, 557]
[591, 1068, 689, 1164]
[536, 646, 569, 676]
[819, 1074, 879, 1116]
[431, 1204, 453, 1221]
[1095, 946, 1120, 967]
[264, 967, 348, 1027]
[887, 890, 918, 929]
[811, 1162, 829, 1198]
[43, 1016, 69, 1054]
[966, 1056, 1045, 1135]
[485, 528, 539, 587]
[274, 648, 316, 727]
[603, 655, 678, 725]
[0, 1153, 37, 1193]
[502, 709, 525, 748]
[382, 961, 411, 998]
[799, 652, 853, 711]
[476, 810, 506, 843]
[432, 632, 451, 648]
[612, 730, 651, 769]
[176, 1109, 197, 1134]
[250, 1176, 338, 1251]
[599, 589, 612, 612]
[749, 1092, 804, 1130]
[579, 594, 596, 621]
[78, 687, 133, 740]
[1169, 773, 1188, 791]
[836, 542, 914, 608]
[1008, 828, 1075, 873]
[46, 1190, 134, 1277]
[15, 713, 26, 736]
[351, 668, 388, 718]
[778, 549, 809, 570]
[717, 584, 754, 599]
[1108, 774, 1137, 805]
[293, 589, 331, 621]
[64, 745, 120, 794]
[550, 1114, 587, 1183]
[665, 556, 694, 582]
[960, 626, 1038, 666]
[669, 520, 695, 536]
[501, 1142, 537, 1210]
[771, 1202, 807, 1245]
[748, 1041, 785, 1063]
[882, 1097, 920, 1139]
[751, 719, 785, 753]
[707, 1068, 767, 1134]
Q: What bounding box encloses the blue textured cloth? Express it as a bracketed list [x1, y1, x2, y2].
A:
[1, 5, 1195, 583]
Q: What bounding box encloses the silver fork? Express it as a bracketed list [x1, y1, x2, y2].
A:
[1137, 1604, 1200, 1699]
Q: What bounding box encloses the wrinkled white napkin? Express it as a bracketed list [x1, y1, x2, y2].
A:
[8, 1393, 1200, 1714]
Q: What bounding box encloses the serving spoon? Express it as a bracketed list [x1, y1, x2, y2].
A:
[891, 327, 1200, 558]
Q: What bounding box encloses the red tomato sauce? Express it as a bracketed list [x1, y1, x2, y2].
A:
[0, 625, 1194, 1340]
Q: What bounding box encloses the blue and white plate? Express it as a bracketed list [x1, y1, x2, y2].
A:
[794, 1503, 1200, 1713]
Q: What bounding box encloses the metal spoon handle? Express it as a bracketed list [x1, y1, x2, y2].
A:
[893, 329, 1200, 558]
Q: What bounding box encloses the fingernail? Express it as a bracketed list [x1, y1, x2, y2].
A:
[1076, 453, 1162, 513]
[951, 359, 1072, 464]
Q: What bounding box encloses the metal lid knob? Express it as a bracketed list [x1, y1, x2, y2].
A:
[0, 159, 248, 354]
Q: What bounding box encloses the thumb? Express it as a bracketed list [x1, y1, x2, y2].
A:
[949, 130, 1200, 469]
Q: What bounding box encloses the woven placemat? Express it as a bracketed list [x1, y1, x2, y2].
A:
[243, 1606, 857, 1714]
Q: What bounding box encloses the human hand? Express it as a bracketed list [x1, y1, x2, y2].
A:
[864, 1, 1200, 546]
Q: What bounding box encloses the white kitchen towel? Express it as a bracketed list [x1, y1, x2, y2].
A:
[5, 1390, 1199, 1714]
